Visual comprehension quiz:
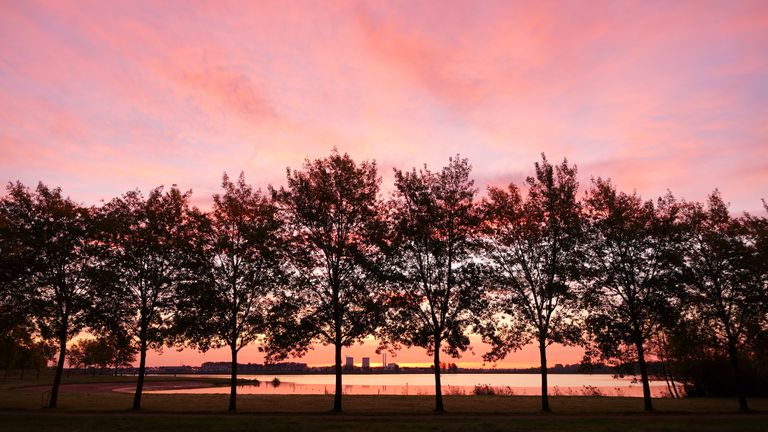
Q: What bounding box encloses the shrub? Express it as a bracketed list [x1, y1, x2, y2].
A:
[473, 384, 495, 396]
[580, 385, 604, 396]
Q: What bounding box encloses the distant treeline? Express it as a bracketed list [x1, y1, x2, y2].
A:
[1, 151, 766, 413]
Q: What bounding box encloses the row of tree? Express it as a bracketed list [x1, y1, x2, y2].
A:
[1, 151, 766, 413]
[67, 335, 136, 376]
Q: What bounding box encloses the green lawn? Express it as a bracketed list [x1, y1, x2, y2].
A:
[1, 373, 765, 431]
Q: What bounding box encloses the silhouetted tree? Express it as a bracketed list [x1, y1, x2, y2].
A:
[0, 201, 39, 375]
[680, 191, 762, 410]
[582, 179, 683, 411]
[0, 200, 27, 328]
[269, 151, 385, 412]
[743, 201, 768, 361]
[0, 326, 55, 376]
[173, 173, 284, 412]
[662, 313, 720, 396]
[384, 156, 484, 412]
[480, 155, 583, 412]
[0, 182, 94, 407]
[94, 186, 199, 410]
[67, 338, 113, 375]
[105, 330, 137, 375]
[647, 329, 682, 398]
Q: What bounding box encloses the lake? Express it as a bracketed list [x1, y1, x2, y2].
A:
[145, 373, 674, 397]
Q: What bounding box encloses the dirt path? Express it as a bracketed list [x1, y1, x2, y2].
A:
[24, 380, 215, 393]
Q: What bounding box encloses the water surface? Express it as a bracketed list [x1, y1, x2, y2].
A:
[145, 373, 673, 397]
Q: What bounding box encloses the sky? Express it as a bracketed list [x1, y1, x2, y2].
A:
[2, 0, 767, 367]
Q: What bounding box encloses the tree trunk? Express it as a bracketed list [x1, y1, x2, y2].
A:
[331, 282, 343, 413]
[663, 353, 680, 398]
[659, 356, 676, 399]
[662, 364, 675, 398]
[539, 338, 550, 412]
[727, 337, 749, 411]
[229, 345, 238, 412]
[333, 339, 342, 412]
[668, 367, 680, 399]
[48, 333, 67, 408]
[635, 339, 653, 411]
[132, 334, 147, 410]
[433, 334, 444, 413]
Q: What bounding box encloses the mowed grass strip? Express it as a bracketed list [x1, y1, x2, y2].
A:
[2, 413, 768, 432]
[4, 392, 767, 415]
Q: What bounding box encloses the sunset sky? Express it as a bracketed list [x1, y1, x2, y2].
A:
[1, 0, 767, 367]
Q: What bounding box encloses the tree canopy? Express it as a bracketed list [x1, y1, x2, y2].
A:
[480, 155, 583, 412]
[269, 151, 386, 412]
[173, 173, 285, 411]
[384, 155, 484, 412]
[581, 179, 684, 411]
[0, 153, 766, 413]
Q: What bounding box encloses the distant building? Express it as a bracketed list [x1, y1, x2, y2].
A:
[259, 362, 309, 372]
[345, 356, 354, 369]
[200, 361, 308, 374]
[157, 365, 194, 374]
[201, 362, 231, 373]
[362, 357, 370, 369]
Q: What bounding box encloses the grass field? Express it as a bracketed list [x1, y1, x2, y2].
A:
[1, 373, 765, 431]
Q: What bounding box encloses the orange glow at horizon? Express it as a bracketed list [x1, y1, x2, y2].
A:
[143, 337, 584, 370]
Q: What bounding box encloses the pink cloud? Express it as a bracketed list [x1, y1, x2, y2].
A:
[2, 0, 767, 365]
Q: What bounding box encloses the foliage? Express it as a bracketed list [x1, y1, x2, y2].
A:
[384, 155, 484, 412]
[0, 327, 55, 371]
[93, 185, 201, 409]
[269, 150, 386, 412]
[0, 182, 95, 407]
[173, 172, 284, 411]
[479, 154, 583, 411]
[678, 191, 765, 409]
[581, 178, 684, 410]
[1, 154, 768, 413]
[68, 338, 114, 371]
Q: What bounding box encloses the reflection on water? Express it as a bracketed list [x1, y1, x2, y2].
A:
[142, 373, 673, 397]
